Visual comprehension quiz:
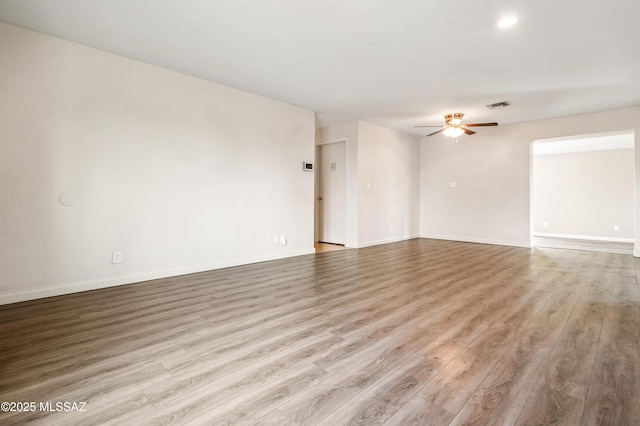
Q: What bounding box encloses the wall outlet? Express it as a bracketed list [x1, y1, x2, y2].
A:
[613, 225, 620, 231]
[280, 233, 287, 245]
[543, 221, 549, 228]
[449, 182, 457, 188]
[389, 224, 393, 231]
[112, 251, 122, 264]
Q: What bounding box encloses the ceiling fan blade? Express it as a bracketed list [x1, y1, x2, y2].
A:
[464, 122, 498, 127]
[415, 125, 443, 128]
[461, 127, 476, 135]
[426, 128, 446, 137]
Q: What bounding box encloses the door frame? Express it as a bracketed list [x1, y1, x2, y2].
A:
[315, 139, 348, 246]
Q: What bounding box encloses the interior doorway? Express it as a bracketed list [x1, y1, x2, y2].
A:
[317, 141, 346, 246]
[531, 131, 635, 254]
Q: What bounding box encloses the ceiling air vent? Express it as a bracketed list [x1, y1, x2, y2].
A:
[486, 101, 511, 109]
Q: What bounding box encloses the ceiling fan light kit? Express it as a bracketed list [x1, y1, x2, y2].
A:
[442, 127, 465, 138]
[415, 112, 498, 138]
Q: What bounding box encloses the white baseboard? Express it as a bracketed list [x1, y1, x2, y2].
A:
[421, 234, 532, 249]
[533, 235, 634, 255]
[353, 234, 421, 249]
[533, 232, 634, 243]
[0, 248, 315, 306]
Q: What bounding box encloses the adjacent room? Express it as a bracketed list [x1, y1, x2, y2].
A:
[532, 131, 635, 254]
[1, 1, 639, 425]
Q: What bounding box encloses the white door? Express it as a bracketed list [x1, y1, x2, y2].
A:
[318, 142, 346, 244]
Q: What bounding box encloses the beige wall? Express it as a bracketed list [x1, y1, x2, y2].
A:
[533, 148, 634, 239]
[0, 23, 315, 304]
[357, 121, 420, 246]
[420, 106, 640, 251]
[420, 127, 531, 247]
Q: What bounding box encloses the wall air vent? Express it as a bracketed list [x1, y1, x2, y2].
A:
[486, 101, 511, 109]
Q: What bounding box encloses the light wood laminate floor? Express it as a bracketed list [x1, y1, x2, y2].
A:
[1, 239, 639, 425]
[314, 242, 348, 253]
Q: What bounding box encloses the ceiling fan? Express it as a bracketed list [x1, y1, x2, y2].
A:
[416, 113, 498, 137]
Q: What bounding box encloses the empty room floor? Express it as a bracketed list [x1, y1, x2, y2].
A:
[1, 239, 639, 425]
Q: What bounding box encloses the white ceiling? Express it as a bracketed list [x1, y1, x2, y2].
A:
[1, 0, 639, 136]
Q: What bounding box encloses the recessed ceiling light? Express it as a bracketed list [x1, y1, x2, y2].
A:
[497, 16, 519, 28]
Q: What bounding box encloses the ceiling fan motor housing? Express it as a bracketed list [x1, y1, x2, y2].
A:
[445, 112, 464, 125]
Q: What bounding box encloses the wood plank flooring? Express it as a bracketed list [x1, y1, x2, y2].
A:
[314, 242, 348, 253]
[1, 238, 639, 425]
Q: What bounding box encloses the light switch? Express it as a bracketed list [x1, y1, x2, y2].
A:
[449, 182, 457, 188]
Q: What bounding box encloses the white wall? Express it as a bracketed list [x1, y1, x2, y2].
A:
[0, 23, 315, 304]
[533, 148, 634, 239]
[357, 121, 420, 246]
[420, 106, 640, 251]
[315, 120, 420, 248]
